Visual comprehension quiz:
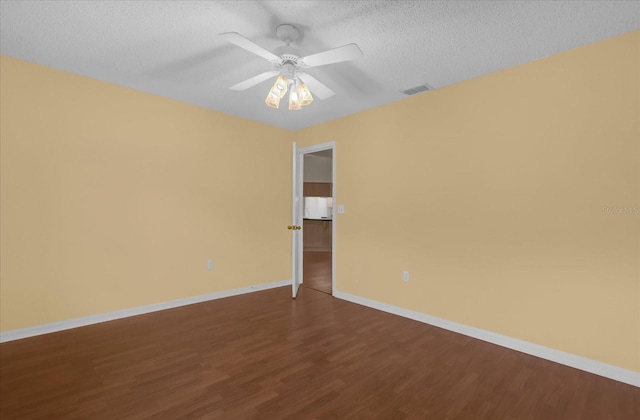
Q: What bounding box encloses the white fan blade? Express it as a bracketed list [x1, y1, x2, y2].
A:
[297, 72, 335, 100]
[229, 71, 279, 91]
[300, 43, 363, 68]
[219, 32, 281, 63]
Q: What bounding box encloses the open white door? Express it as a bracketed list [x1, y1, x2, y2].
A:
[291, 142, 303, 298]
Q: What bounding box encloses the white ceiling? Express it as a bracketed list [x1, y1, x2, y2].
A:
[1, 1, 638, 131]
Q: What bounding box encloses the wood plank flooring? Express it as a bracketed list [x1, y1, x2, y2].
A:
[1, 286, 638, 419]
[302, 250, 332, 294]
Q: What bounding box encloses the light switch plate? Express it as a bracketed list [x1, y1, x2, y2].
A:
[338, 205, 345, 214]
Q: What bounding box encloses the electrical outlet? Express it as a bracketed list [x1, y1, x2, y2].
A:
[207, 259, 213, 270]
[403, 271, 410, 282]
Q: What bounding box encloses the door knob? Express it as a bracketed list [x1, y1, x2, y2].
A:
[287, 225, 293, 230]
[295, 226, 302, 230]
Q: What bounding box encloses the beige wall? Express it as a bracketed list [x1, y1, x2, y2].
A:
[0, 56, 293, 331]
[295, 31, 640, 372]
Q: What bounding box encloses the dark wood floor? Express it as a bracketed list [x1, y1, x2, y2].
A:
[303, 250, 332, 294]
[1, 286, 638, 419]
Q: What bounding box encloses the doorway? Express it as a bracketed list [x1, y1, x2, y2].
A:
[291, 142, 336, 297]
[302, 149, 333, 294]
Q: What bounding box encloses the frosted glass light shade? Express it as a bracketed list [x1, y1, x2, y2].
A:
[265, 75, 289, 109]
[297, 83, 313, 106]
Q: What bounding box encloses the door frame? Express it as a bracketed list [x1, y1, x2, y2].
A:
[293, 141, 336, 295]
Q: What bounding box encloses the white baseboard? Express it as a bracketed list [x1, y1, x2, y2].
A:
[0, 279, 290, 343]
[333, 290, 640, 388]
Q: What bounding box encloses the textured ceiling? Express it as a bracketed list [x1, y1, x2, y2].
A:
[1, 1, 638, 130]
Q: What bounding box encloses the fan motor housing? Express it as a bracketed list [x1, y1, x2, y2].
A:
[280, 62, 297, 78]
[281, 54, 300, 64]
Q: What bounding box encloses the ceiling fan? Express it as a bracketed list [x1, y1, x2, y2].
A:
[219, 24, 363, 110]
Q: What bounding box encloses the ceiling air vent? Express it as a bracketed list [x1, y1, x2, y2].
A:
[403, 83, 434, 96]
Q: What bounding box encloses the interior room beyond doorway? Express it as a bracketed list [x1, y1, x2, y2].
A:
[302, 149, 333, 294]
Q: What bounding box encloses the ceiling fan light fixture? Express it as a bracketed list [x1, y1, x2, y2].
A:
[297, 83, 313, 106]
[265, 75, 289, 109]
[288, 88, 302, 110]
[265, 91, 281, 109]
[288, 80, 313, 110]
[273, 75, 288, 98]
